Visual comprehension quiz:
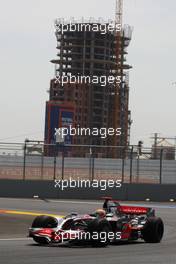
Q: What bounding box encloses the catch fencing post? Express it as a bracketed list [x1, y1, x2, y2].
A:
[55, 130, 65, 180]
[53, 144, 57, 180]
[23, 140, 27, 180]
[89, 146, 92, 180]
[129, 146, 134, 183]
[121, 147, 125, 183]
[159, 149, 164, 184]
[91, 149, 95, 181]
[61, 144, 65, 180]
[136, 154, 140, 183]
[41, 148, 44, 180]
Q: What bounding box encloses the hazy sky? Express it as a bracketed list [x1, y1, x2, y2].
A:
[0, 0, 176, 146]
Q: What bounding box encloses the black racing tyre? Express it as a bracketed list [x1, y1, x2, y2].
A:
[87, 219, 112, 247]
[32, 215, 58, 228]
[142, 217, 164, 243]
[33, 236, 50, 245]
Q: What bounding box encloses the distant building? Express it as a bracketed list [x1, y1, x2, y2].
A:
[44, 20, 133, 157]
[151, 139, 175, 160]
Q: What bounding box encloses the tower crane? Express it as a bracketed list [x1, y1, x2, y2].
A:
[113, 0, 123, 154]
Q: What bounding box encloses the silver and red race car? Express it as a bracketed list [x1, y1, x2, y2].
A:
[29, 197, 164, 247]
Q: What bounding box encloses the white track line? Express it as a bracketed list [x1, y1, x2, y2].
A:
[0, 238, 31, 241]
[0, 198, 176, 209]
[50, 200, 101, 205]
[49, 200, 176, 209]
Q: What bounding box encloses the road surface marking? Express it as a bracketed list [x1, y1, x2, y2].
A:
[0, 209, 63, 217]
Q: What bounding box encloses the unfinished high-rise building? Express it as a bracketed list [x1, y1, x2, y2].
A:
[44, 18, 132, 157]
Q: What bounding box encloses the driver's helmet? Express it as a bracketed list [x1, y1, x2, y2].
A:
[94, 209, 106, 218]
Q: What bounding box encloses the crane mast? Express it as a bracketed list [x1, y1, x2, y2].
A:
[113, 0, 123, 154]
[115, 0, 123, 26]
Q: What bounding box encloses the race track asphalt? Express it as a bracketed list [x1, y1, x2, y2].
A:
[0, 198, 176, 264]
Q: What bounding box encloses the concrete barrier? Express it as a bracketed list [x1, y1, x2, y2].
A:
[0, 179, 175, 202]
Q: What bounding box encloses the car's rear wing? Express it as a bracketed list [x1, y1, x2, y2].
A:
[101, 197, 155, 216]
[119, 205, 153, 215]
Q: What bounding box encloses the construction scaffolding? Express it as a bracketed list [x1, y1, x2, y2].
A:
[45, 2, 132, 157]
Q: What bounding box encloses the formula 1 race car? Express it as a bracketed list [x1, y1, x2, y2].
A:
[29, 197, 164, 247]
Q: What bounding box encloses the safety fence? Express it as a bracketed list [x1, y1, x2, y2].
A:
[0, 142, 176, 184]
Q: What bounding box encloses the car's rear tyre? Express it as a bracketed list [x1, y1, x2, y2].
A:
[32, 215, 58, 228]
[142, 217, 164, 243]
